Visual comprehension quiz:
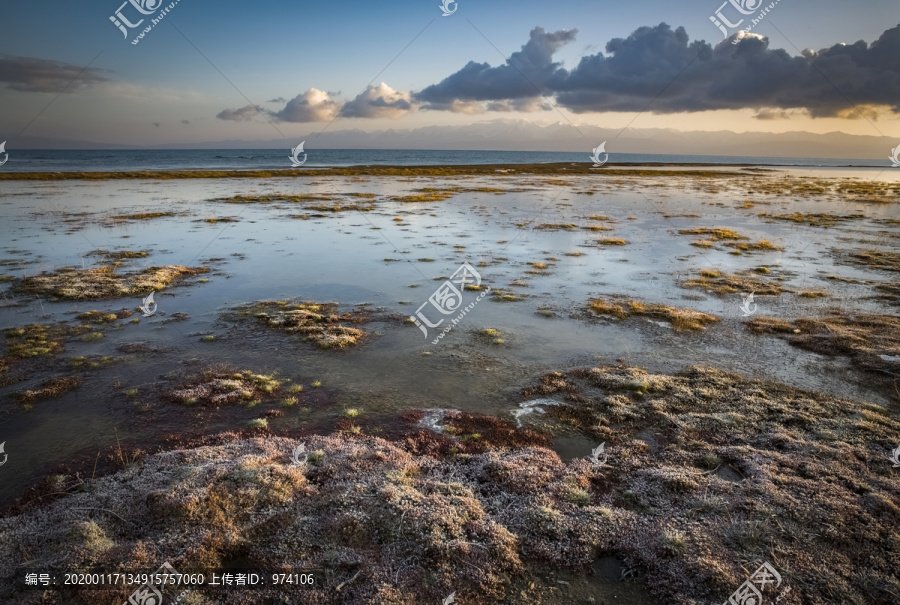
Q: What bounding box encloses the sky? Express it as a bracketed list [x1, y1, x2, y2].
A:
[0, 0, 898, 150]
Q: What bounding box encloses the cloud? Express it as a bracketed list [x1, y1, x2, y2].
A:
[339, 83, 412, 119]
[268, 97, 286, 103]
[152, 122, 161, 128]
[219, 86, 414, 123]
[101, 82, 205, 102]
[0, 54, 108, 93]
[181, 119, 191, 125]
[752, 108, 794, 120]
[272, 88, 339, 122]
[485, 98, 553, 113]
[415, 23, 900, 117]
[414, 27, 577, 111]
[216, 104, 263, 122]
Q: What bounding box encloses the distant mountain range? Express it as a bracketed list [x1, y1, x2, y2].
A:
[10, 119, 893, 160]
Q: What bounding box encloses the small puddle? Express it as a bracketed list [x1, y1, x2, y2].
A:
[551, 434, 597, 463]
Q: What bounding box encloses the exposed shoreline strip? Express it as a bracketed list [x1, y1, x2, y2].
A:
[0, 163, 761, 181]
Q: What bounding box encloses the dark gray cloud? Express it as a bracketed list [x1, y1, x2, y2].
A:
[0, 54, 108, 93]
[414, 27, 576, 109]
[416, 23, 900, 117]
[268, 97, 286, 103]
[216, 104, 263, 122]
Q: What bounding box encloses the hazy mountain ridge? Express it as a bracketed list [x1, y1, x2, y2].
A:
[10, 120, 892, 159]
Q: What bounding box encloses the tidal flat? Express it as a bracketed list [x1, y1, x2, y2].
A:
[0, 165, 898, 604]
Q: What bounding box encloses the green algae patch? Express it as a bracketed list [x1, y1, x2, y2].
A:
[14, 265, 209, 300]
[109, 212, 176, 221]
[534, 223, 579, 231]
[302, 202, 375, 213]
[89, 249, 150, 260]
[723, 239, 783, 252]
[595, 237, 628, 246]
[16, 375, 83, 406]
[682, 268, 785, 295]
[390, 188, 457, 203]
[167, 367, 285, 407]
[4, 323, 94, 359]
[588, 298, 718, 331]
[759, 212, 866, 227]
[76, 309, 134, 324]
[677, 227, 747, 241]
[490, 289, 524, 302]
[233, 300, 368, 349]
[214, 193, 336, 204]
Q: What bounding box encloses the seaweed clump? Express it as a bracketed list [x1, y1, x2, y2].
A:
[15, 265, 209, 300]
[167, 367, 284, 407]
[16, 375, 83, 406]
[682, 269, 784, 295]
[236, 300, 367, 349]
[745, 313, 900, 377]
[587, 298, 718, 331]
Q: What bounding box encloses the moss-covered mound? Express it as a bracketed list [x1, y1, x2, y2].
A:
[682, 268, 785, 295]
[2, 367, 897, 604]
[746, 313, 900, 375]
[587, 298, 718, 331]
[167, 368, 285, 407]
[233, 301, 368, 349]
[519, 365, 900, 604]
[14, 265, 209, 300]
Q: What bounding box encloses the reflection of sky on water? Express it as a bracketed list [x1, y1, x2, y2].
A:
[0, 169, 897, 503]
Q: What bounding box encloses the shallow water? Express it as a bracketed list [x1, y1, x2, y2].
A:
[0, 167, 897, 505]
